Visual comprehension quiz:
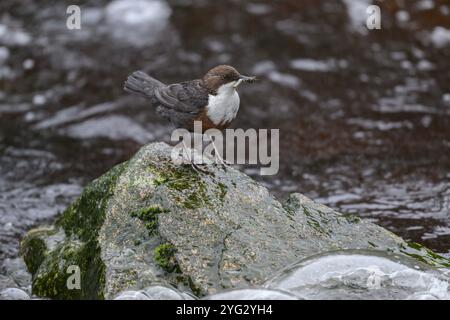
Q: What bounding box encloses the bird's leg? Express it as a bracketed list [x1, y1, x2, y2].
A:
[205, 134, 231, 169]
[181, 140, 210, 174]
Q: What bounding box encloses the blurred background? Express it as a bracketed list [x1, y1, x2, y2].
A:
[0, 0, 449, 270]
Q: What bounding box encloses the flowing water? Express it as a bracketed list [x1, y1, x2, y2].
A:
[0, 0, 449, 292]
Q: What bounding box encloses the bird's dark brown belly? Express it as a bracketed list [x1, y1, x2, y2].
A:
[189, 109, 232, 132]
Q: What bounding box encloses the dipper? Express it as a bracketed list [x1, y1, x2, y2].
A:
[124, 65, 256, 132]
[124, 65, 256, 168]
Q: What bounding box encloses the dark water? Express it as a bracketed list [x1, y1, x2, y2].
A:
[1, 0, 449, 272]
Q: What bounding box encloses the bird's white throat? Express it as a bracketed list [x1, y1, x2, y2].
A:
[206, 82, 240, 125]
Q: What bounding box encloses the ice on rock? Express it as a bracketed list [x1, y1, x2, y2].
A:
[114, 290, 150, 300]
[265, 250, 450, 300]
[143, 285, 195, 300]
[114, 285, 192, 300]
[0, 288, 30, 300]
[204, 288, 298, 300]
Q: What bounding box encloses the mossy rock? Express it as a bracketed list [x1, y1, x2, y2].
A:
[20, 142, 450, 299]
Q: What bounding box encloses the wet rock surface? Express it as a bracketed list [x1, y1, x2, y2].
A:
[19, 142, 450, 299]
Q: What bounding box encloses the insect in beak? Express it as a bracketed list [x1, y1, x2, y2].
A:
[234, 75, 257, 88]
[239, 75, 257, 83]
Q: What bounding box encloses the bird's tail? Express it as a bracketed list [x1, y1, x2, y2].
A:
[123, 71, 164, 100]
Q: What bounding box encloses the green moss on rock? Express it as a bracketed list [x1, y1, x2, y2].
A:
[148, 163, 216, 209]
[20, 227, 56, 275]
[400, 242, 450, 268]
[21, 162, 127, 299]
[302, 206, 331, 236]
[130, 205, 169, 236]
[32, 240, 105, 299]
[56, 162, 127, 240]
[342, 213, 361, 223]
[154, 243, 180, 273]
[217, 182, 227, 202]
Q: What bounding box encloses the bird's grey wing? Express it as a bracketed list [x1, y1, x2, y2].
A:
[154, 80, 209, 115]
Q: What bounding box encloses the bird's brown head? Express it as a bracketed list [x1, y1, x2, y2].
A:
[203, 65, 256, 94]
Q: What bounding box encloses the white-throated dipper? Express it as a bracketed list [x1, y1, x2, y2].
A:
[124, 65, 256, 169]
[124, 65, 256, 131]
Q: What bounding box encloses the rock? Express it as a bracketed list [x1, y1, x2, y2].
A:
[0, 276, 16, 291]
[20, 142, 450, 299]
[0, 257, 31, 294]
[1, 257, 32, 290]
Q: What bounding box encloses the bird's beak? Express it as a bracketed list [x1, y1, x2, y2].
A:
[234, 75, 257, 88]
[239, 75, 257, 83]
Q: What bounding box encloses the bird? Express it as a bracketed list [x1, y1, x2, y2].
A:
[124, 65, 256, 170]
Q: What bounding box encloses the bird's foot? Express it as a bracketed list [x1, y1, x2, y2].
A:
[189, 161, 213, 175]
[179, 142, 213, 175]
[213, 154, 232, 170]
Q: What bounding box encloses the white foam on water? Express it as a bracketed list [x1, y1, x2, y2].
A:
[105, 0, 172, 46]
[416, 0, 435, 11]
[106, 0, 171, 26]
[342, 0, 371, 34]
[63, 115, 154, 144]
[0, 24, 31, 46]
[267, 71, 300, 89]
[290, 58, 336, 72]
[251, 60, 276, 75]
[0, 46, 9, 64]
[430, 27, 450, 48]
[246, 3, 272, 16]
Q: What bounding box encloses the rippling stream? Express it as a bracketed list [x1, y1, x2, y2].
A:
[0, 0, 449, 284]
